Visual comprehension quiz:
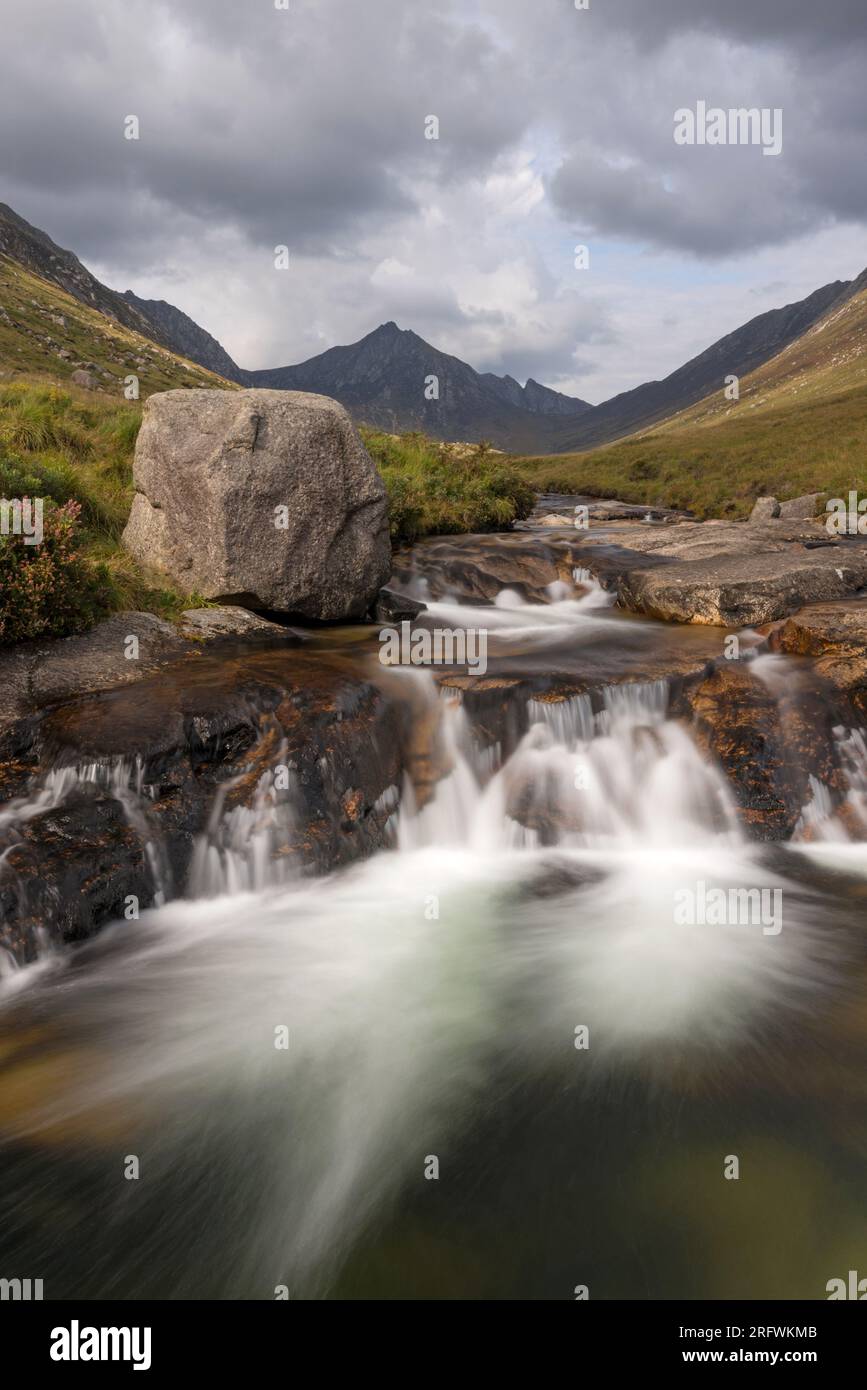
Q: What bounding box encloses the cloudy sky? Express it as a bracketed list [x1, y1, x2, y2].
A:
[1, 0, 865, 402]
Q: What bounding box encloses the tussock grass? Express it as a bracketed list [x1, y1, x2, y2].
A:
[362, 428, 535, 541]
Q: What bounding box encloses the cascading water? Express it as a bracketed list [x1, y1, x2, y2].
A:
[188, 760, 297, 897]
[0, 572, 865, 1299]
[751, 648, 867, 860]
[0, 755, 171, 932]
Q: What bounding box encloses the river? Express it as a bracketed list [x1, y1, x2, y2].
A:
[1, 508, 865, 1299]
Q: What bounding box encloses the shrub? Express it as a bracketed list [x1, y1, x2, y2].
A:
[0, 499, 114, 645]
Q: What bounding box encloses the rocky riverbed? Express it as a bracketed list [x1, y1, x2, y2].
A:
[2, 492, 867, 961]
[2, 489, 867, 1300]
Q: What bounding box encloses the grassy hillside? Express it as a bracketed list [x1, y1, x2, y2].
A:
[517, 282, 867, 518]
[0, 256, 231, 395]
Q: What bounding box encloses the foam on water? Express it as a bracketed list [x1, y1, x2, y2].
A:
[0, 604, 858, 1293]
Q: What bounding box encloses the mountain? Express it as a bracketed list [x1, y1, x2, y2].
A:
[0, 257, 234, 396]
[3, 200, 866, 463]
[122, 291, 243, 382]
[0, 204, 590, 446]
[0, 201, 160, 341]
[476, 370, 591, 418]
[545, 277, 860, 453]
[243, 321, 591, 451]
[518, 267, 867, 519]
[0, 202, 243, 383]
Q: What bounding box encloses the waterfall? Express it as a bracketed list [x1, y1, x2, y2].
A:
[0, 582, 863, 1299]
[0, 756, 170, 902]
[751, 651, 867, 860]
[188, 761, 297, 897]
[397, 675, 741, 854]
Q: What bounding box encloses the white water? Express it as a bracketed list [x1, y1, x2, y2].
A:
[749, 649, 867, 866]
[424, 572, 625, 660]
[188, 758, 297, 897]
[1, 661, 847, 1292]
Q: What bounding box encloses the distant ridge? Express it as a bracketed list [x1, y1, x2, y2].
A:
[1, 200, 864, 454]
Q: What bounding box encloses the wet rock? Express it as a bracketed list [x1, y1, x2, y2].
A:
[0, 613, 191, 730]
[373, 587, 427, 625]
[749, 496, 781, 522]
[0, 645, 419, 959]
[122, 388, 392, 620]
[0, 791, 159, 961]
[770, 600, 867, 718]
[390, 533, 573, 604]
[684, 664, 845, 838]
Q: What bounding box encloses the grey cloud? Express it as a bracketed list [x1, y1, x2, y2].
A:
[0, 0, 865, 394]
[598, 0, 867, 52]
[0, 0, 528, 267]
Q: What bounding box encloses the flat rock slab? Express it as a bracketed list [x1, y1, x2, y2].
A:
[0, 608, 296, 732]
[0, 614, 189, 729]
[578, 519, 867, 625]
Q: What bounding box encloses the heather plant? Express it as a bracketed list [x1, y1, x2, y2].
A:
[0, 498, 114, 644]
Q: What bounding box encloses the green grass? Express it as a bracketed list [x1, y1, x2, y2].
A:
[0, 381, 203, 628]
[516, 382, 867, 519]
[0, 255, 231, 395]
[361, 428, 535, 541]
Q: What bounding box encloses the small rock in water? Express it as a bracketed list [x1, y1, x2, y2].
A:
[373, 587, 427, 624]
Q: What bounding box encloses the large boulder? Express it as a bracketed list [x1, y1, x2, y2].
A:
[122, 389, 391, 619]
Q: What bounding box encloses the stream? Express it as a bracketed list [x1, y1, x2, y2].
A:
[1, 509, 866, 1300]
